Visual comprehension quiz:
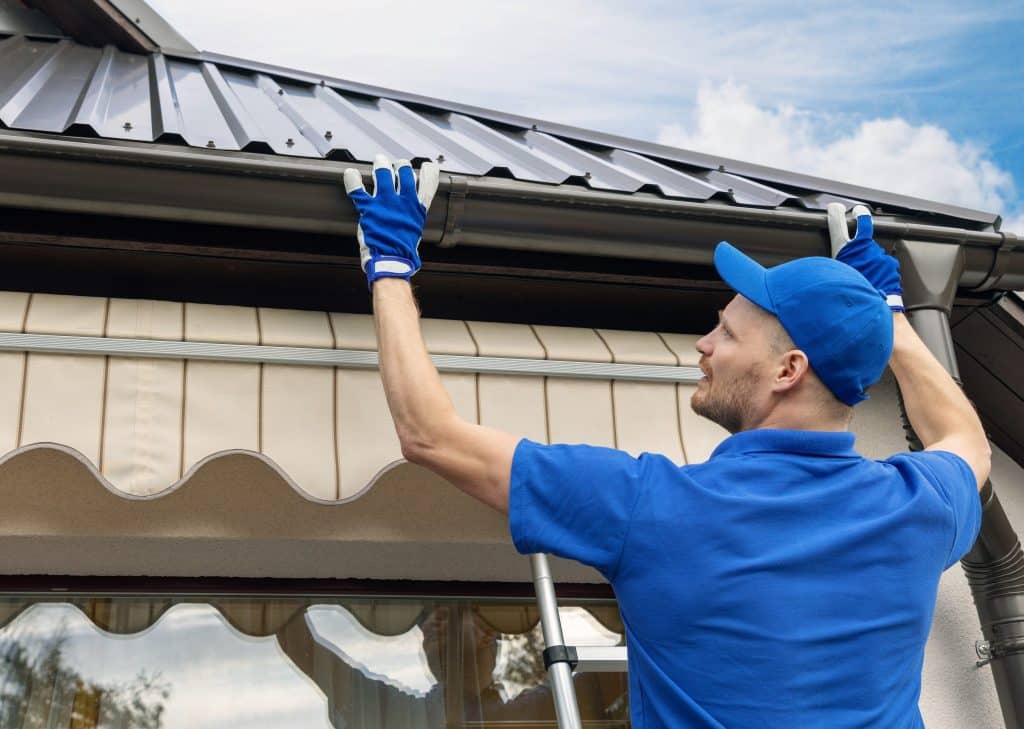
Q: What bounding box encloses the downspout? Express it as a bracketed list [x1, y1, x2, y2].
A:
[896, 239, 1024, 729]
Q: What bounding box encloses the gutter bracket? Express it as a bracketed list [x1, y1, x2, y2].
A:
[972, 231, 1020, 292]
[438, 174, 467, 249]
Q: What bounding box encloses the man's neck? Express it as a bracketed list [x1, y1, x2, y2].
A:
[747, 405, 850, 434]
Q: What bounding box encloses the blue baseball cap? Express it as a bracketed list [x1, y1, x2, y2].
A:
[713, 242, 893, 406]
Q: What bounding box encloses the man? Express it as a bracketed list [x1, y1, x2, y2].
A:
[342, 155, 988, 728]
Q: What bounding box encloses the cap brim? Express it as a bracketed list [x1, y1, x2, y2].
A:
[713, 242, 775, 314]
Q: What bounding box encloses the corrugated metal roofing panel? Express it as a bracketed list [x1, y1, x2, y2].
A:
[697, 169, 799, 208]
[276, 78, 415, 160]
[0, 36, 71, 126]
[436, 111, 570, 181]
[217, 68, 317, 155]
[603, 149, 723, 201]
[0, 32, 1000, 229]
[0, 40, 97, 132]
[78, 45, 154, 140]
[800, 191, 868, 210]
[515, 129, 648, 191]
[148, 52, 180, 139]
[164, 57, 242, 149]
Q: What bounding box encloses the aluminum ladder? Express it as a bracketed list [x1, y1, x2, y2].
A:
[529, 553, 629, 729]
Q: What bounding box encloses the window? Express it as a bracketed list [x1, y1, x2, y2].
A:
[0, 594, 628, 728]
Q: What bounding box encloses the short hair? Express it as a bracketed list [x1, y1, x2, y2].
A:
[766, 315, 854, 426]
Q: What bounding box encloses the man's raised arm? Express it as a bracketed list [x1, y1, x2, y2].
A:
[343, 155, 518, 513]
[829, 205, 991, 489]
[888, 312, 990, 487]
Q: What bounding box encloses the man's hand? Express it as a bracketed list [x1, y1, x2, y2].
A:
[342, 152, 517, 512]
[343, 154, 439, 285]
[827, 203, 905, 312]
[827, 205, 989, 488]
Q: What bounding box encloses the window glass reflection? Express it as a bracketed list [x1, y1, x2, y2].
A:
[492, 607, 622, 704]
[0, 596, 629, 728]
[305, 605, 438, 699]
[0, 602, 330, 729]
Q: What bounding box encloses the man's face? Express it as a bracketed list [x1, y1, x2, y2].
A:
[691, 295, 777, 434]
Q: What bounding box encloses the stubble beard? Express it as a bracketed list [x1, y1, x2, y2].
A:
[691, 369, 761, 435]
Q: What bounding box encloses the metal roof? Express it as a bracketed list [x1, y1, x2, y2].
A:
[0, 31, 1002, 230]
[0, 0, 60, 37]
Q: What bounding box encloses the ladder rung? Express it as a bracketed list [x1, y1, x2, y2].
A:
[572, 645, 628, 673]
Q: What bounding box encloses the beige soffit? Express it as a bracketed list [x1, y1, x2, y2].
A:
[0, 292, 729, 580]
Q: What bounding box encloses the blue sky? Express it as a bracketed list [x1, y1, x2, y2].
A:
[149, 0, 1024, 230]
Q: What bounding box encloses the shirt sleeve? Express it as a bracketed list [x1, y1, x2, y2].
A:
[893, 450, 982, 569]
[508, 438, 648, 579]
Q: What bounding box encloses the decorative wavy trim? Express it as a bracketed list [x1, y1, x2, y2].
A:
[0, 441, 612, 583]
[0, 597, 623, 639]
[0, 441, 404, 506]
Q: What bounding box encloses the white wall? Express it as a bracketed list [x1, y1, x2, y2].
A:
[854, 369, 1015, 727]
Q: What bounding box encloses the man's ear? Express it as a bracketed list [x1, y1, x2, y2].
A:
[773, 349, 811, 394]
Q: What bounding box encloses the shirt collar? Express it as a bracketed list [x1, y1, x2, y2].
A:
[710, 428, 859, 460]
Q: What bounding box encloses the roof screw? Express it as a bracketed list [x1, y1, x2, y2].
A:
[134, 17, 141, 23]
[286, 138, 295, 147]
[531, 124, 538, 131]
[277, 88, 284, 95]
[584, 171, 592, 180]
[319, 79, 326, 86]
[437, 154, 446, 163]
[206, 140, 216, 148]
[324, 130, 333, 140]
[122, 121, 133, 131]
[727, 187, 734, 194]
[718, 164, 726, 172]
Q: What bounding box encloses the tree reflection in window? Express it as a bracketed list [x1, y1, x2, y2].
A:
[0, 626, 168, 728]
[0, 597, 629, 728]
[0, 603, 331, 729]
[492, 607, 622, 704]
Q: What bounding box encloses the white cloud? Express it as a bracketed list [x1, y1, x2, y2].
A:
[1004, 212, 1024, 236]
[658, 80, 1020, 223]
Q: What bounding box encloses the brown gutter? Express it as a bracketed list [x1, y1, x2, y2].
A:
[0, 129, 1019, 291]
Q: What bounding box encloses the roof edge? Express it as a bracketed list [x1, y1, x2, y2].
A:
[160, 48, 1000, 228]
[107, 0, 196, 53]
[23, 0, 195, 54]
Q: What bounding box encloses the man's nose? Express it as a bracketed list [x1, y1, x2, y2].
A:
[695, 333, 711, 356]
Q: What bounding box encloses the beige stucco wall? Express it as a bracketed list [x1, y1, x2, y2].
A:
[854, 369, 1012, 728]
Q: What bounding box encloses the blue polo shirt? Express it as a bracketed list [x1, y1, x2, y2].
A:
[509, 429, 981, 729]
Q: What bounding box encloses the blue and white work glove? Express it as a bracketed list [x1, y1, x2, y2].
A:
[342, 154, 440, 286]
[827, 203, 905, 312]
